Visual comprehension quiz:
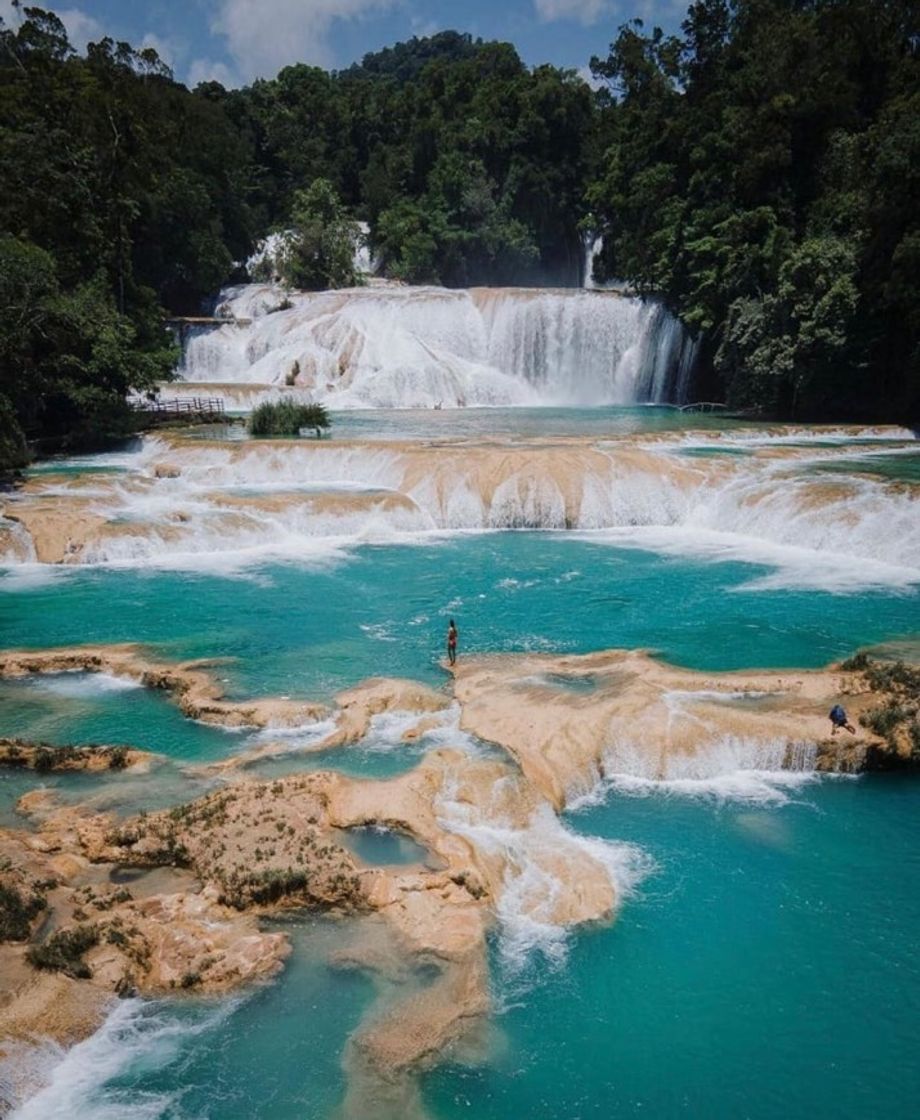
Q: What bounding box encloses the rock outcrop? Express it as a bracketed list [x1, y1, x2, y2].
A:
[0, 645, 325, 728]
[0, 738, 151, 773]
[1, 638, 913, 1118]
[451, 648, 889, 805]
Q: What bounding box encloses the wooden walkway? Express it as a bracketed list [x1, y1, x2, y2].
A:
[165, 316, 252, 328]
[679, 401, 728, 413]
[131, 396, 226, 423]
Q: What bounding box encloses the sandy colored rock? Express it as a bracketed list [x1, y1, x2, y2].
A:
[1, 499, 108, 564]
[0, 637, 909, 1116]
[0, 738, 151, 773]
[451, 649, 882, 806]
[0, 644, 326, 729]
[318, 677, 450, 749]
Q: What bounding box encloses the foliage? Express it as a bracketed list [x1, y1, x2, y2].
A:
[33, 747, 56, 773]
[0, 10, 237, 456]
[587, 0, 920, 420]
[3, 4, 918, 433]
[0, 393, 28, 472]
[108, 745, 129, 769]
[279, 179, 362, 290]
[845, 656, 920, 756]
[233, 33, 596, 287]
[228, 868, 310, 908]
[26, 924, 99, 978]
[248, 400, 330, 437]
[374, 156, 539, 286]
[0, 739, 131, 771]
[0, 881, 47, 942]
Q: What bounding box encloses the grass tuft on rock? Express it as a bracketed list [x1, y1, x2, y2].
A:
[248, 400, 330, 437]
[26, 924, 99, 978]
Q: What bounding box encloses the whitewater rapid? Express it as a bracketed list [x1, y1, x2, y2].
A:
[175, 284, 696, 408]
[2, 426, 916, 593]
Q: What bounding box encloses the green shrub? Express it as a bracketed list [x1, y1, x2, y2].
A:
[0, 882, 47, 941]
[248, 400, 330, 438]
[863, 702, 910, 738]
[33, 748, 56, 773]
[220, 868, 310, 909]
[850, 657, 920, 755]
[26, 924, 99, 978]
[107, 746, 129, 770]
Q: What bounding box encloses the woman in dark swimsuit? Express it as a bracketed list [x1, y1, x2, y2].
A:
[447, 619, 458, 666]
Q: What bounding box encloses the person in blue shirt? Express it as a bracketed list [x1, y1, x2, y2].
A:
[829, 704, 855, 735]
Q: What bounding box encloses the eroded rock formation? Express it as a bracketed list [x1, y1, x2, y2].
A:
[0, 639, 911, 1118]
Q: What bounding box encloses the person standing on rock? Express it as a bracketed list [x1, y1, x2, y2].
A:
[447, 619, 458, 666]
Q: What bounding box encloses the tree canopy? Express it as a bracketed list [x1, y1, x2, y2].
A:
[587, 0, 920, 419]
[1, 1, 918, 467]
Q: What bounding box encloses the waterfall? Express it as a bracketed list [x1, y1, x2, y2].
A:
[178, 283, 696, 408]
[581, 232, 621, 292]
[582, 233, 603, 289]
[579, 237, 695, 396]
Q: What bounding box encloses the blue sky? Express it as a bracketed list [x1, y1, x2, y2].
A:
[0, 1, 688, 87]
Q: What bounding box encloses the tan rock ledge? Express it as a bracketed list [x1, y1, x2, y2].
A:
[0, 738, 153, 773]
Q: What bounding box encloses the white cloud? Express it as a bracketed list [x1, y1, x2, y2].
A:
[56, 7, 104, 49]
[187, 56, 240, 87]
[209, 0, 396, 81]
[141, 31, 179, 70]
[576, 65, 605, 90]
[534, 0, 610, 25]
[410, 15, 441, 39]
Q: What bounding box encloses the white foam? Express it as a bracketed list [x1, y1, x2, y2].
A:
[689, 426, 917, 447]
[569, 735, 823, 808]
[10, 996, 240, 1120]
[178, 284, 693, 409]
[31, 672, 142, 698]
[600, 768, 819, 804]
[247, 716, 338, 749]
[0, 563, 63, 591]
[9, 427, 919, 586]
[437, 785, 652, 976]
[573, 525, 920, 593]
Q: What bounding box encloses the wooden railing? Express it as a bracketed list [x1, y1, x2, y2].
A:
[131, 396, 225, 419]
[679, 401, 728, 413]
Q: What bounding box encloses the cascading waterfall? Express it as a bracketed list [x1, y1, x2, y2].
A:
[5, 431, 917, 586]
[177, 283, 696, 408]
[579, 234, 697, 398]
[582, 233, 607, 290]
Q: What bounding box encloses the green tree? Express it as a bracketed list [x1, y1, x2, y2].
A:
[279, 179, 362, 290]
[588, 0, 920, 420]
[0, 235, 174, 456]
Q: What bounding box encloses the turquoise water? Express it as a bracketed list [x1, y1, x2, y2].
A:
[677, 444, 752, 458]
[15, 775, 919, 1119]
[340, 825, 431, 867]
[4, 423, 920, 1119]
[0, 674, 242, 824]
[3, 536, 917, 703]
[424, 775, 920, 1119]
[13, 915, 376, 1120]
[811, 452, 920, 484]
[0, 675, 241, 759]
[187, 406, 761, 444]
